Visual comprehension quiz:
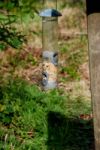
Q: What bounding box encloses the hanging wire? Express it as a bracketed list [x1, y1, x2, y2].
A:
[18, 0, 24, 32]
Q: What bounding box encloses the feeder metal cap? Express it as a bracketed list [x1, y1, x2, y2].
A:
[39, 8, 62, 17]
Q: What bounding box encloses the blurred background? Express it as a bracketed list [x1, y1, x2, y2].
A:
[0, 1, 95, 150]
[0, 0, 88, 93]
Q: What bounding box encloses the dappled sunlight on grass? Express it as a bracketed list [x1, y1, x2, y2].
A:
[0, 77, 94, 150]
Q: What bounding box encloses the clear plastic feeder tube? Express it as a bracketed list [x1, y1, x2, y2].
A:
[42, 17, 58, 89]
[42, 17, 58, 52]
[40, 3, 61, 90]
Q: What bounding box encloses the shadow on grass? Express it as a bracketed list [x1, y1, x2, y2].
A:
[47, 111, 95, 150]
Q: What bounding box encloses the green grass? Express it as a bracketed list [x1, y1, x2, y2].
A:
[0, 77, 94, 150]
[59, 36, 88, 81]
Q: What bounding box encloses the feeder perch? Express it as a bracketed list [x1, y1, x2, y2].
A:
[40, 0, 61, 90]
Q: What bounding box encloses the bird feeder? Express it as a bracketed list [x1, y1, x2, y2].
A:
[40, 0, 61, 90]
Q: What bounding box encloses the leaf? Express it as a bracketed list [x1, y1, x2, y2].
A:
[0, 43, 6, 51]
[0, 104, 6, 112]
[6, 2, 15, 10]
[0, 13, 7, 20]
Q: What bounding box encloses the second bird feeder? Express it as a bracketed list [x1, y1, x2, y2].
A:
[40, 0, 61, 90]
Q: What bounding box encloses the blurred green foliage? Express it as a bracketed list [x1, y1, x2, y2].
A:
[0, 0, 42, 49]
